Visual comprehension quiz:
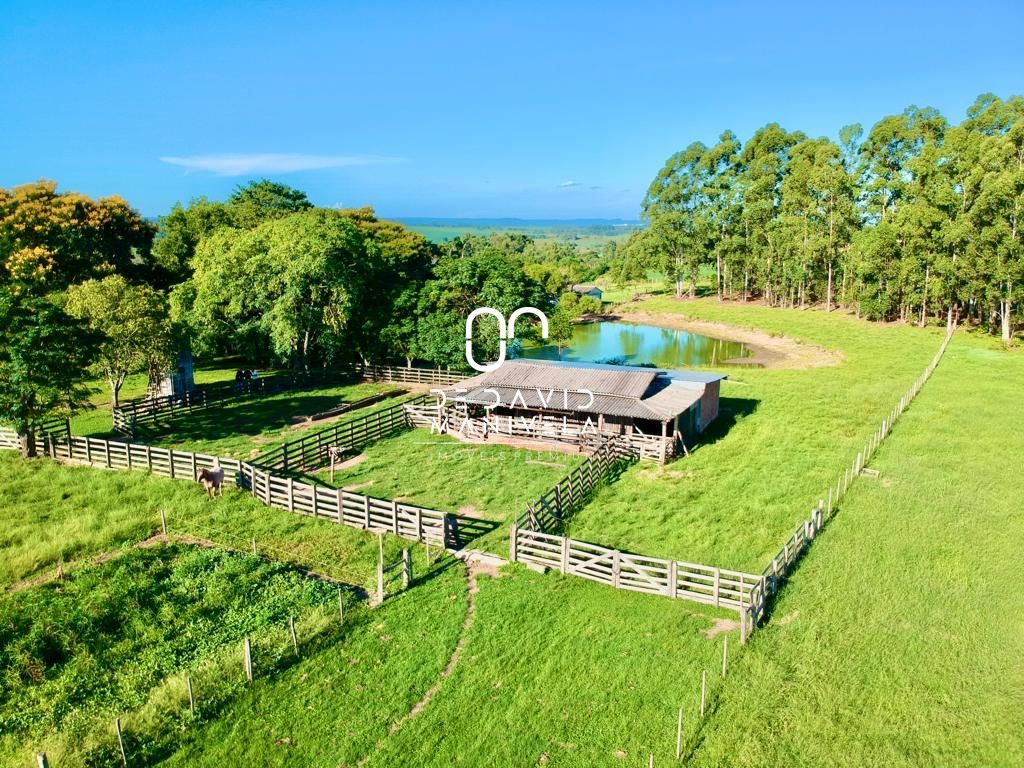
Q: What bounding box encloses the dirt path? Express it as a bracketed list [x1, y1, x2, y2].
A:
[598, 310, 841, 369]
[356, 554, 493, 766]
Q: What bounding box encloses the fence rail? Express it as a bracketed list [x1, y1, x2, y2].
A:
[516, 435, 637, 532]
[254, 394, 431, 472]
[405, 404, 675, 463]
[510, 526, 767, 622]
[0, 427, 18, 450]
[112, 370, 352, 436]
[362, 365, 466, 386]
[43, 432, 459, 549]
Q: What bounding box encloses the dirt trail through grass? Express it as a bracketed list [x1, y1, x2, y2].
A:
[356, 558, 483, 766]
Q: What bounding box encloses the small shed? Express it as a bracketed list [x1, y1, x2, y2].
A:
[570, 284, 603, 301]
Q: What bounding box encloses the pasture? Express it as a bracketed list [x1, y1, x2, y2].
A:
[0, 301, 1019, 766]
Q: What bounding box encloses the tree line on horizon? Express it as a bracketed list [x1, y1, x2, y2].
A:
[629, 92, 1023, 341]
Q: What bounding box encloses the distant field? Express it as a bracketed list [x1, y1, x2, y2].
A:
[397, 217, 641, 248]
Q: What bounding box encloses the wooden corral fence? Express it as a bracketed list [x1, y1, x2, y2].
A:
[44, 433, 248, 484]
[362, 364, 466, 387]
[0, 426, 18, 451]
[244, 464, 453, 547]
[758, 328, 955, 599]
[40, 431, 460, 549]
[254, 394, 431, 472]
[509, 527, 766, 632]
[515, 435, 637, 532]
[404, 403, 675, 463]
[112, 369, 349, 436]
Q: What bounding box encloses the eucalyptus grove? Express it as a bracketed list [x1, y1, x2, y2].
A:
[642, 93, 1024, 340]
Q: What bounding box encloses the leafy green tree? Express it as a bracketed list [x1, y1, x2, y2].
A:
[179, 210, 370, 369]
[643, 142, 715, 298]
[0, 289, 99, 455]
[549, 291, 602, 351]
[151, 198, 233, 285]
[0, 181, 155, 293]
[228, 179, 312, 229]
[415, 252, 548, 368]
[65, 276, 175, 408]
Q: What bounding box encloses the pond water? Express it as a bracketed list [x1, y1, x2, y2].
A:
[521, 321, 750, 368]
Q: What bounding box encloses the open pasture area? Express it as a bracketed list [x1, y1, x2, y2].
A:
[567, 297, 946, 572]
[1, 302, 1020, 766]
[0, 451, 412, 594]
[0, 543, 343, 767]
[315, 429, 585, 525]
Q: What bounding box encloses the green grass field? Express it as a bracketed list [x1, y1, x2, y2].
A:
[315, 429, 583, 520]
[1, 300, 1019, 766]
[567, 297, 943, 572]
[0, 544, 342, 766]
[684, 334, 1024, 767]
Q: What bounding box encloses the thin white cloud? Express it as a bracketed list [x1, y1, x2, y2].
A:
[557, 180, 581, 188]
[159, 153, 401, 176]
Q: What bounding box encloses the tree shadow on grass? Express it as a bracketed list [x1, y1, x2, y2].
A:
[140, 388, 367, 448]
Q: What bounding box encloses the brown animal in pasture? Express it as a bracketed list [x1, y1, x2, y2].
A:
[196, 466, 225, 498]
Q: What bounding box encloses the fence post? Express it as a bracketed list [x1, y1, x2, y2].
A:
[667, 560, 678, 599]
[243, 637, 253, 681]
[612, 550, 621, 588]
[376, 535, 385, 603]
[713, 567, 721, 607]
[115, 718, 128, 765]
[187, 674, 195, 715]
[289, 616, 298, 655]
[560, 536, 570, 574]
[509, 523, 519, 562]
[676, 707, 683, 760]
[700, 669, 707, 718]
[36, 754, 49, 768]
[402, 548, 411, 589]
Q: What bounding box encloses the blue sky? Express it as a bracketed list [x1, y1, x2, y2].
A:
[2, 0, 1022, 219]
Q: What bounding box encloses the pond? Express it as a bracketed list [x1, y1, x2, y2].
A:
[521, 321, 750, 368]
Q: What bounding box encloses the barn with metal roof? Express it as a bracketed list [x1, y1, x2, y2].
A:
[436, 359, 726, 460]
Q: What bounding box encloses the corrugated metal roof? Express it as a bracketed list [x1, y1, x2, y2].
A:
[442, 359, 716, 421]
[452, 359, 658, 399]
[453, 386, 667, 420]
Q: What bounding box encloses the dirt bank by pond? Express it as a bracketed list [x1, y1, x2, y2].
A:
[595, 311, 842, 369]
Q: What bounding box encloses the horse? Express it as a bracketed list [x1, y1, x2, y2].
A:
[196, 466, 225, 498]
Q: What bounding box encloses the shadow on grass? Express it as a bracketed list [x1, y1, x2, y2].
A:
[688, 396, 759, 453]
[138, 385, 365, 447]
